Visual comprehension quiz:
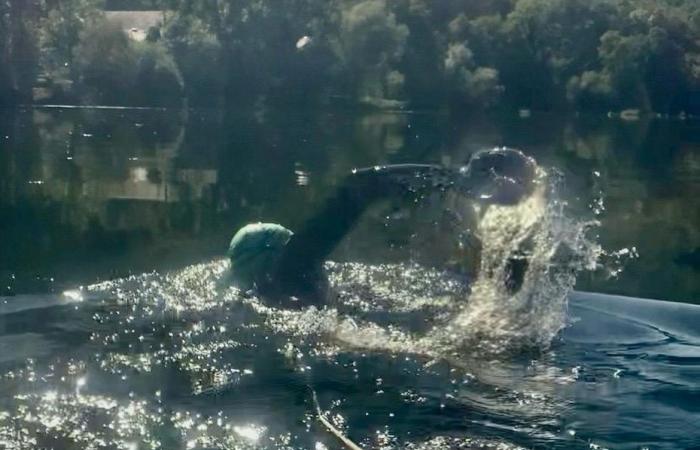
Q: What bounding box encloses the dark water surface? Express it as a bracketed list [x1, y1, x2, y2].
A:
[0, 106, 699, 450]
[1, 106, 697, 301]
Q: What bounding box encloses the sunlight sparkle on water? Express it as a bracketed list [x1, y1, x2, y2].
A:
[62, 289, 84, 302]
[233, 424, 266, 442]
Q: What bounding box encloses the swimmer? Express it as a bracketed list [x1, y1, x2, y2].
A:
[228, 147, 538, 306]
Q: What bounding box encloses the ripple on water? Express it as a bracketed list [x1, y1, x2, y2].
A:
[0, 256, 576, 449]
[4, 170, 688, 449]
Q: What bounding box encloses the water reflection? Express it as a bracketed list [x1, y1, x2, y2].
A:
[0, 105, 699, 448]
[0, 107, 698, 302]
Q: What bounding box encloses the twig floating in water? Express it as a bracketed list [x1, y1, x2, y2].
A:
[311, 389, 364, 450]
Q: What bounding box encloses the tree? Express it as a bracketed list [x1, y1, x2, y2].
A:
[335, 0, 409, 101]
[566, 70, 616, 111]
[72, 20, 138, 105]
[38, 0, 104, 81]
[0, 0, 43, 104]
[162, 0, 340, 106]
[132, 40, 184, 107]
[443, 41, 502, 108]
[162, 13, 224, 106]
[3, 0, 700, 112]
[72, 19, 183, 106]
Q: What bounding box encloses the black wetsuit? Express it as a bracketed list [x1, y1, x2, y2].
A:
[262, 148, 538, 305]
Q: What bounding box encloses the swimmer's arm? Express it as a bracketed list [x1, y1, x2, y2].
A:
[277, 164, 448, 276]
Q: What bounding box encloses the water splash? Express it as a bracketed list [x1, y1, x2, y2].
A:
[78, 162, 608, 362]
[0, 160, 633, 449]
[426, 174, 602, 355]
[307, 168, 604, 357]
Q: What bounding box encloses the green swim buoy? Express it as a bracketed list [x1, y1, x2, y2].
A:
[227, 222, 293, 288]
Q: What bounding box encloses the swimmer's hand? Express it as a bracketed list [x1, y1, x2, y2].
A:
[457, 147, 538, 205]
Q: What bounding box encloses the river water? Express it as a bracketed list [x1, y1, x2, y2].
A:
[0, 106, 698, 449]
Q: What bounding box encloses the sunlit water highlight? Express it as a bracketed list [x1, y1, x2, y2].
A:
[0, 170, 698, 449]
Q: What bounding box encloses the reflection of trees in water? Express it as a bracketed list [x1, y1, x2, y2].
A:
[0, 107, 698, 300]
[0, 108, 219, 286]
[538, 115, 700, 301]
[335, 111, 700, 302]
[213, 109, 415, 233]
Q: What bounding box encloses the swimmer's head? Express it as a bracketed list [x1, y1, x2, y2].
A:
[227, 223, 293, 289]
[458, 147, 538, 205]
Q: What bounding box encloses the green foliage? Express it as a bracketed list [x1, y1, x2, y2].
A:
[385, 70, 405, 99]
[339, 0, 409, 68]
[72, 20, 138, 104]
[132, 40, 184, 106]
[38, 0, 104, 79]
[337, 0, 409, 100]
[2, 0, 700, 112]
[162, 13, 224, 106]
[486, 0, 614, 109]
[104, 0, 161, 10]
[581, 4, 700, 113]
[0, 1, 42, 103]
[72, 19, 182, 106]
[443, 42, 502, 107]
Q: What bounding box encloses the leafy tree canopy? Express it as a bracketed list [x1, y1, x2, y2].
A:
[3, 0, 700, 113]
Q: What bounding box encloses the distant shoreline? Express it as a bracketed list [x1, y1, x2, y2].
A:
[5, 103, 697, 123]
